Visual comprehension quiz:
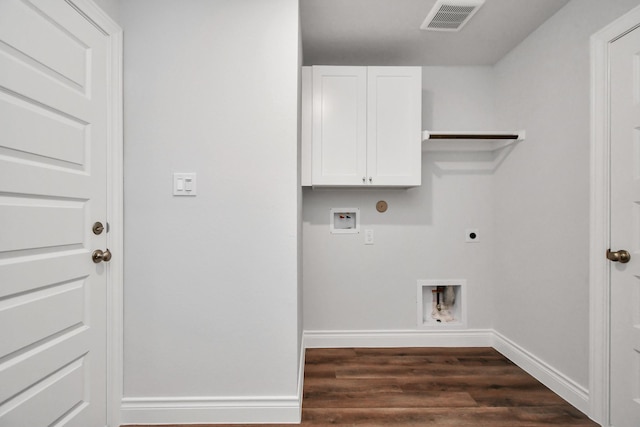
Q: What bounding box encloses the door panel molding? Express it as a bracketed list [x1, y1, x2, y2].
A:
[590, 5, 640, 426]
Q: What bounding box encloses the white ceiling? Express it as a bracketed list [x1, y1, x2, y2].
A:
[300, 0, 570, 66]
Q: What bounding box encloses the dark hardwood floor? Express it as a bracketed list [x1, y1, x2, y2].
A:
[126, 347, 599, 427]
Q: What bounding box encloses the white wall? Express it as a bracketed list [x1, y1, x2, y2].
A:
[92, 0, 119, 24]
[121, 0, 300, 419]
[303, 67, 498, 332]
[492, 0, 640, 390]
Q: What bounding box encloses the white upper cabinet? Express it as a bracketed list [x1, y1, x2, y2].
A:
[302, 66, 422, 187]
[366, 67, 422, 186]
[312, 66, 367, 186]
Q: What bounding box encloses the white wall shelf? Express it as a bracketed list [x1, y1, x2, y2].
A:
[422, 130, 526, 152]
[417, 280, 467, 329]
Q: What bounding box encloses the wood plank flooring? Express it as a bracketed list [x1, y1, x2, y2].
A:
[125, 347, 599, 427]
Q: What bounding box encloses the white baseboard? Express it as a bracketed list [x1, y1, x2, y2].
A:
[303, 329, 494, 348]
[120, 395, 301, 425]
[121, 339, 307, 425]
[491, 331, 590, 415]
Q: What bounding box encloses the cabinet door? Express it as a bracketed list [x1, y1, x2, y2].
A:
[367, 67, 422, 186]
[312, 66, 367, 185]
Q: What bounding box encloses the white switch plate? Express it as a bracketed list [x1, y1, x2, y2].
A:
[173, 173, 197, 196]
[364, 229, 374, 245]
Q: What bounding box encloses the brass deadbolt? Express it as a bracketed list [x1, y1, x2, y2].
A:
[92, 222, 105, 235]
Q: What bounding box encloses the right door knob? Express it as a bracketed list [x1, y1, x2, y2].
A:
[607, 249, 631, 263]
[92, 249, 112, 264]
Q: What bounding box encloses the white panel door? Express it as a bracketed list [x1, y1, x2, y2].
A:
[610, 25, 640, 427]
[0, 1, 109, 426]
[367, 67, 421, 186]
[312, 66, 367, 186]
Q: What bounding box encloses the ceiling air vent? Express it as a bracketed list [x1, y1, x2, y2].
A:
[420, 0, 485, 32]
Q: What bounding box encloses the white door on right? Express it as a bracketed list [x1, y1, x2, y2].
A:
[610, 24, 640, 427]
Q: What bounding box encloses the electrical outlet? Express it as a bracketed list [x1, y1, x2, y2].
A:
[364, 229, 374, 245]
[465, 229, 479, 243]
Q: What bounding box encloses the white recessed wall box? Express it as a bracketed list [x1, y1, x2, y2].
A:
[330, 208, 360, 234]
[417, 279, 467, 329]
[420, 0, 485, 32]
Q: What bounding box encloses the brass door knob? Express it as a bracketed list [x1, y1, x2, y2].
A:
[92, 249, 112, 263]
[606, 249, 631, 263]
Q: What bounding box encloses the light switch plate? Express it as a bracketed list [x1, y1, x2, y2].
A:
[173, 173, 197, 196]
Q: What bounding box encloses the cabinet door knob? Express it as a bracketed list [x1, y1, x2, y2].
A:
[362, 177, 366, 183]
[369, 177, 372, 183]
